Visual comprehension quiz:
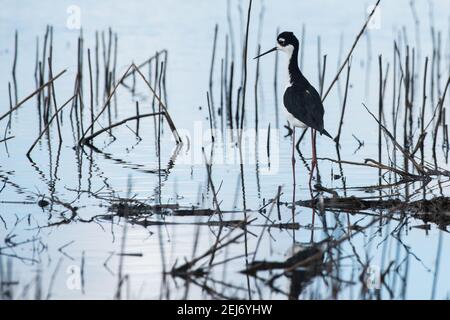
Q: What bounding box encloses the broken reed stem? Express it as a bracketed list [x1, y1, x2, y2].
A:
[88, 49, 95, 135]
[239, 0, 252, 141]
[135, 101, 140, 137]
[12, 30, 18, 105]
[220, 58, 224, 125]
[122, 50, 168, 81]
[403, 47, 410, 175]
[318, 157, 422, 179]
[223, 35, 229, 120]
[95, 31, 99, 105]
[209, 24, 218, 129]
[151, 53, 160, 147]
[206, 92, 215, 143]
[173, 232, 244, 273]
[362, 103, 426, 175]
[266, 123, 271, 165]
[27, 95, 76, 156]
[162, 52, 168, 108]
[75, 31, 85, 134]
[410, 48, 415, 146]
[320, 54, 327, 97]
[12, 30, 18, 77]
[391, 41, 397, 159]
[432, 75, 450, 155]
[254, 45, 261, 129]
[0, 69, 66, 122]
[422, 75, 450, 132]
[80, 64, 133, 142]
[0, 136, 14, 144]
[235, 86, 242, 129]
[378, 55, 383, 183]
[202, 148, 222, 217]
[335, 60, 351, 143]
[83, 112, 164, 143]
[112, 33, 118, 91]
[241, 0, 253, 301]
[157, 62, 163, 163]
[5, 82, 12, 143]
[42, 26, 50, 88]
[48, 56, 63, 143]
[419, 57, 429, 163]
[132, 64, 182, 144]
[322, 0, 382, 102]
[227, 62, 234, 130]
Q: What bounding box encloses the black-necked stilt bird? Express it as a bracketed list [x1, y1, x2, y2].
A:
[255, 31, 334, 185]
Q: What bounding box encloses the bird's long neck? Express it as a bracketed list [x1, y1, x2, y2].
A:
[286, 45, 302, 85]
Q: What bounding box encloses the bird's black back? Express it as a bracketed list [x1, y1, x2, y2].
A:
[283, 76, 326, 133]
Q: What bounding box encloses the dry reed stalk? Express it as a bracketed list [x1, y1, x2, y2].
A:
[322, 0, 382, 102]
[27, 95, 76, 156]
[0, 69, 66, 122]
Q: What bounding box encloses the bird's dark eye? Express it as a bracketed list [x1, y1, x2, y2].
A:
[278, 38, 286, 46]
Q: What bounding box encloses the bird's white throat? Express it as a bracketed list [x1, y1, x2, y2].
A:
[278, 44, 295, 87]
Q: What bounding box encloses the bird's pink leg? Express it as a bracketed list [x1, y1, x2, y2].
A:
[309, 129, 317, 189]
[313, 129, 317, 168]
[291, 127, 296, 233]
[309, 129, 317, 233]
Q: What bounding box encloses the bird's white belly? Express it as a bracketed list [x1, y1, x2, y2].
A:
[283, 106, 308, 128]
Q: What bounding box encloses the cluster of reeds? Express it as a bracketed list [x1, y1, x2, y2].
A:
[0, 27, 181, 158]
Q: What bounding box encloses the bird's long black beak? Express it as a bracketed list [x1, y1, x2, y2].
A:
[254, 47, 277, 59]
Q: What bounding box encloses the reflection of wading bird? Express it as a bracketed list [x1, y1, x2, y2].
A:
[255, 31, 335, 185]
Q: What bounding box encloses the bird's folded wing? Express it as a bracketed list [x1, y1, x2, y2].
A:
[283, 84, 325, 132]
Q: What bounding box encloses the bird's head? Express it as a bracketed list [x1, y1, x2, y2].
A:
[254, 31, 299, 59]
[276, 31, 299, 53]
